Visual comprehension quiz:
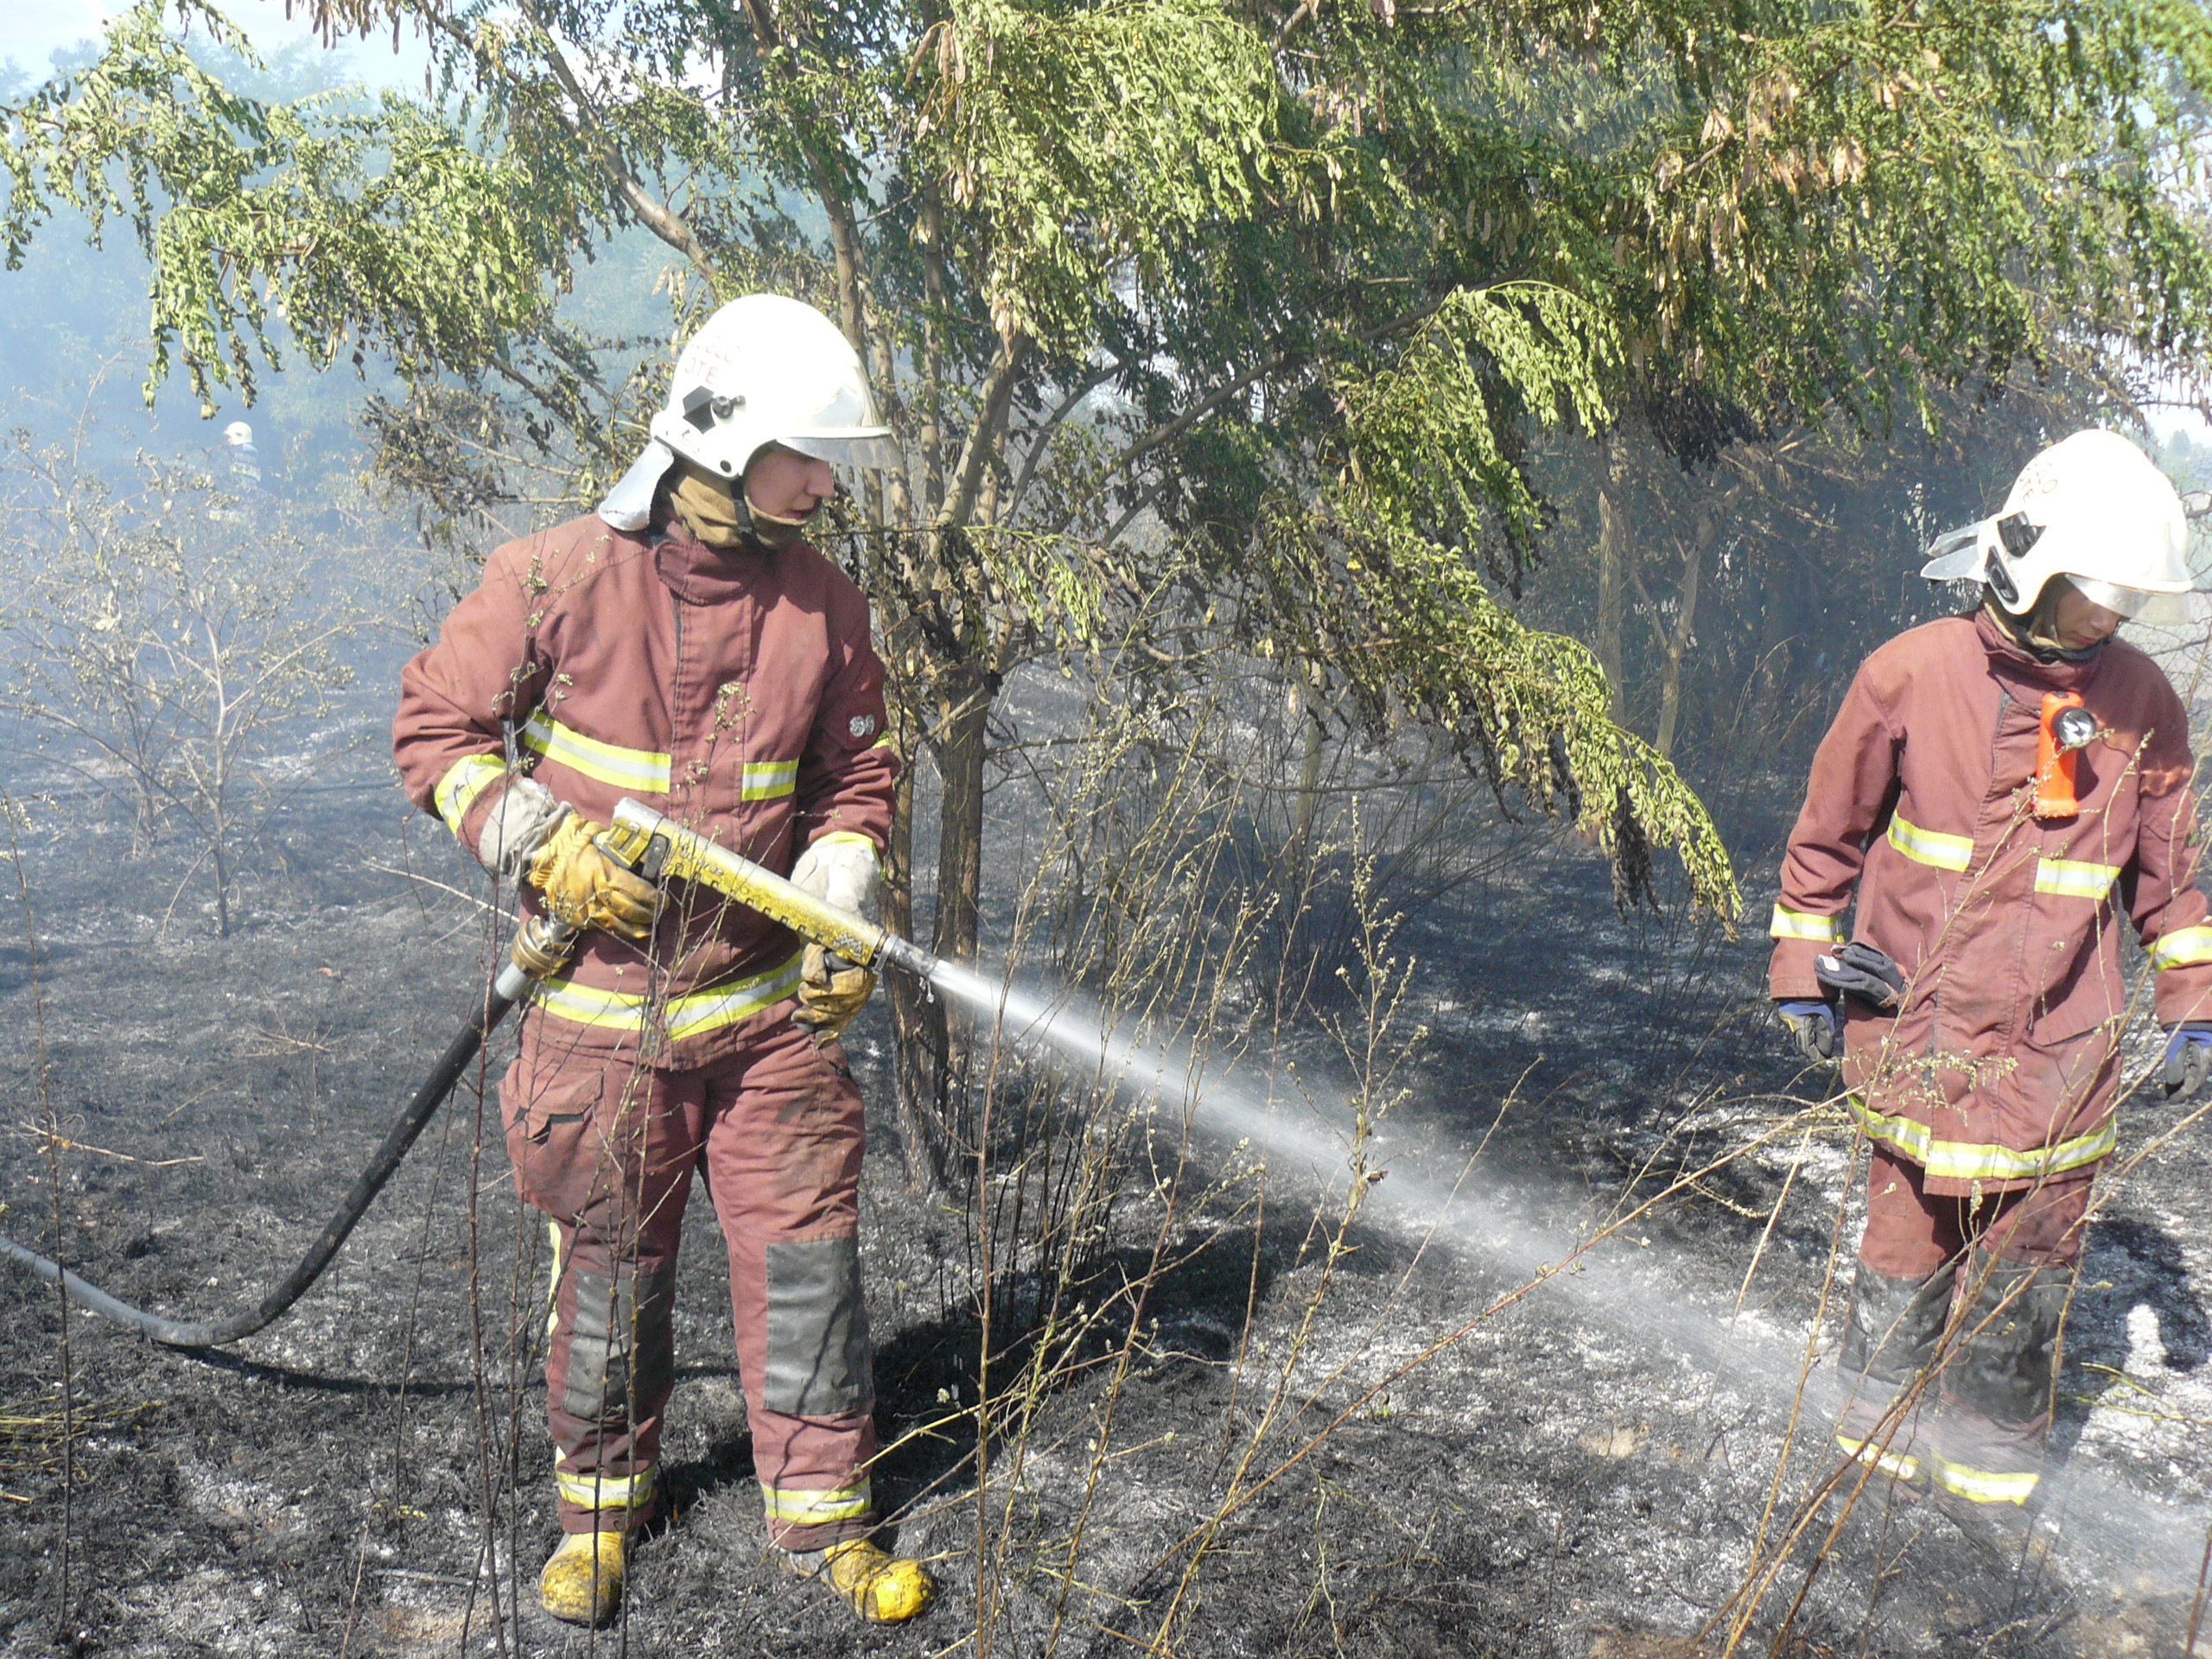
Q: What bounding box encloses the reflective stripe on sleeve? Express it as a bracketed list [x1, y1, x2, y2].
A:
[741, 760, 800, 802]
[1846, 1096, 2114, 1184]
[1885, 812, 1973, 873]
[1930, 1457, 2037, 1505]
[2151, 925, 2212, 969]
[536, 953, 806, 1039]
[555, 1461, 654, 1513]
[2034, 856, 2121, 900]
[1770, 904, 1846, 942]
[521, 710, 671, 793]
[435, 753, 506, 835]
[1835, 1433, 1919, 1483]
[761, 1478, 873, 1526]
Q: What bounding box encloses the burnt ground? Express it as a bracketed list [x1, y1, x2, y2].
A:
[3, 678, 2212, 1659]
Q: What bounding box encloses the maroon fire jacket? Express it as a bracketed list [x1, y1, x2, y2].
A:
[1769, 609, 2212, 1192]
[393, 512, 899, 1066]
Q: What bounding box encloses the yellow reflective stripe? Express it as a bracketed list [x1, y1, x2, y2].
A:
[814, 830, 877, 849]
[741, 759, 799, 802]
[555, 1462, 654, 1511]
[2034, 856, 2121, 899]
[664, 955, 807, 1039]
[1770, 903, 1846, 942]
[1847, 1096, 2114, 1184]
[761, 1479, 873, 1525]
[435, 753, 505, 835]
[1835, 1433, 1919, 1482]
[1886, 811, 1973, 873]
[2152, 925, 2212, 969]
[521, 710, 671, 793]
[536, 953, 806, 1037]
[1931, 1457, 2037, 1505]
[545, 1218, 563, 1343]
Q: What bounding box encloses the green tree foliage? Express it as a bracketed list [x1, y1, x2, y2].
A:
[10, 0, 2212, 1127]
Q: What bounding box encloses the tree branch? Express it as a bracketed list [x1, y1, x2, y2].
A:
[1004, 361, 1122, 523]
[938, 334, 1033, 532]
[508, 4, 720, 283]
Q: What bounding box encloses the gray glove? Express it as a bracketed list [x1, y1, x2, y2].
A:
[2164, 1024, 2212, 1101]
[1777, 999, 1839, 1063]
[1815, 941, 1907, 1013]
[474, 775, 571, 879]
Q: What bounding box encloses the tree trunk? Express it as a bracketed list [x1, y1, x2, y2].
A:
[882, 758, 948, 1193]
[930, 671, 992, 1144]
[1596, 435, 1630, 722]
[211, 789, 231, 938]
[1654, 505, 1719, 763]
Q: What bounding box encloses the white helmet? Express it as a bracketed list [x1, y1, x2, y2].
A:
[223, 420, 255, 448]
[1920, 429, 2193, 624]
[599, 295, 894, 531]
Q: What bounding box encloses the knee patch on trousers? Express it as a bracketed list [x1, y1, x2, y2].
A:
[763, 1235, 873, 1416]
[563, 1265, 677, 1423]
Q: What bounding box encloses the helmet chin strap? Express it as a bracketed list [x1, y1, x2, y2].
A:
[667, 459, 811, 553]
[1985, 591, 2108, 664]
[737, 493, 810, 552]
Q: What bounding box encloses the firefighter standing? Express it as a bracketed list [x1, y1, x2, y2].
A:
[392, 295, 932, 1626]
[1770, 429, 2212, 1550]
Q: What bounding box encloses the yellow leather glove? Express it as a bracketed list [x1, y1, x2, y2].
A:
[789, 835, 881, 1043]
[796, 945, 876, 1044]
[525, 815, 660, 943]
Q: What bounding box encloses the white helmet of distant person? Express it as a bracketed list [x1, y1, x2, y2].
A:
[223, 420, 255, 448]
[1921, 429, 2194, 625]
[598, 295, 894, 531]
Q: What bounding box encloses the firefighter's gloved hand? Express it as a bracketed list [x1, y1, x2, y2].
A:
[796, 945, 875, 1044]
[790, 834, 882, 919]
[474, 775, 570, 879]
[789, 836, 881, 1043]
[1815, 941, 1907, 1013]
[1777, 999, 1840, 1063]
[2162, 1022, 2212, 1101]
[526, 815, 661, 943]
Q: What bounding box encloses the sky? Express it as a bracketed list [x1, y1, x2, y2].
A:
[0, 0, 431, 88]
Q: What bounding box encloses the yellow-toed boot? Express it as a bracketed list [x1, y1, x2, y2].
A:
[783, 1538, 936, 1623]
[538, 1529, 627, 1627]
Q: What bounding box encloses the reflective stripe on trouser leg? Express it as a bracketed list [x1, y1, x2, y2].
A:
[762, 1478, 874, 1530]
[1934, 1245, 2071, 1505]
[1835, 1261, 1952, 1485]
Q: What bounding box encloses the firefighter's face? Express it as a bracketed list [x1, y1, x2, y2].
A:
[2050, 582, 2124, 649]
[745, 445, 836, 523]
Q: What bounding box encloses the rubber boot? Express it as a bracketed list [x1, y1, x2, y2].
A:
[1931, 1245, 2069, 1564]
[539, 1529, 627, 1628]
[781, 1538, 936, 1623]
[1832, 1262, 1951, 1508]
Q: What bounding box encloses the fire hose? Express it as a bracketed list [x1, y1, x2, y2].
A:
[0, 798, 940, 1350]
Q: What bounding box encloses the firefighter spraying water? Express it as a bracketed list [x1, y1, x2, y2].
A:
[387, 292, 940, 1629]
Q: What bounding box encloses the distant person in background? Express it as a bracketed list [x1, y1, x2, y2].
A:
[223, 419, 262, 492]
[1767, 429, 2211, 1554]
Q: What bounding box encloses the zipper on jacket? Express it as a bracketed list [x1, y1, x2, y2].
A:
[1925, 684, 2018, 1058]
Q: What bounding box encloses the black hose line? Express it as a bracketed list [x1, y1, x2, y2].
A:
[0, 976, 519, 1350]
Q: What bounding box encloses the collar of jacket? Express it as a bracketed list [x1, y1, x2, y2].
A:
[1972, 607, 2105, 692]
[651, 516, 788, 606]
